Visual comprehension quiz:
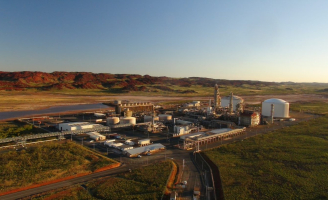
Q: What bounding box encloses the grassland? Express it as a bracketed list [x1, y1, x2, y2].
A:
[0, 141, 116, 193]
[1, 82, 327, 112]
[0, 121, 45, 139]
[205, 113, 328, 199]
[290, 101, 328, 115]
[33, 161, 174, 200]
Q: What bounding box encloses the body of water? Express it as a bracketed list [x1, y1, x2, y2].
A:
[0, 103, 110, 121]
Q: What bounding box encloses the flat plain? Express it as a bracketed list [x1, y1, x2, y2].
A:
[205, 104, 328, 200]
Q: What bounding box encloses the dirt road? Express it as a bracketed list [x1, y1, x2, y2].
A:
[0, 93, 327, 112]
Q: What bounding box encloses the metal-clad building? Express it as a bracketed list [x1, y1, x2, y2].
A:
[239, 112, 260, 127]
[57, 122, 94, 131]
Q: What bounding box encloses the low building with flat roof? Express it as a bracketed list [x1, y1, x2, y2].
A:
[124, 143, 165, 157]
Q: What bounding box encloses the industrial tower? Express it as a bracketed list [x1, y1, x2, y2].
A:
[229, 92, 234, 114]
[214, 84, 221, 108]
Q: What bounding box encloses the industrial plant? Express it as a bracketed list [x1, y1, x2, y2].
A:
[0, 83, 294, 160]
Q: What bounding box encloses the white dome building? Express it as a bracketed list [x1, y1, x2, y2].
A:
[221, 95, 244, 112]
[262, 98, 289, 118]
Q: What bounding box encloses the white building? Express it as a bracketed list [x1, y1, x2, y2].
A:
[57, 122, 94, 131]
[124, 143, 165, 157]
[262, 98, 289, 118]
[173, 125, 191, 136]
[87, 132, 106, 141]
[104, 139, 115, 146]
[120, 145, 134, 151]
[138, 139, 150, 146]
[94, 113, 106, 118]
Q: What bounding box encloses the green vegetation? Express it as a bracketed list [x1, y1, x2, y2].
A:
[2, 81, 328, 97]
[0, 141, 115, 192]
[205, 116, 328, 200]
[0, 121, 45, 139]
[290, 101, 328, 115]
[34, 161, 174, 200]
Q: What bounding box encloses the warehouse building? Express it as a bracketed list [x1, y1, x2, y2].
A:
[181, 128, 245, 149]
[57, 122, 95, 131]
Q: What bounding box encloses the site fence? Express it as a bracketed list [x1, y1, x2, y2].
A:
[193, 152, 217, 200]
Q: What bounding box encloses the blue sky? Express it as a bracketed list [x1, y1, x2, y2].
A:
[0, 0, 327, 83]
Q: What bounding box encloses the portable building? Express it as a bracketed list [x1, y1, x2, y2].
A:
[111, 143, 124, 148]
[138, 139, 150, 146]
[87, 132, 106, 141]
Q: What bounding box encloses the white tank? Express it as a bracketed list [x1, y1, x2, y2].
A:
[121, 117, 136, 125]
[221, 95, 244, 111]
[144, 116, 159, 122]
[106, 117, 120, 125]
[262, 98, 289, 118]
[158, 114, 172, 121]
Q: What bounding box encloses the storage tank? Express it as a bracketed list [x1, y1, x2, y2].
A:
[106, 117, 120, 125]
[125, 109, 133, 117]
[262, 98, 289, 118]
[121, 117, 136, 125]
[221, 95, 244, 112]
[158, 114, 172, 121]
[144, 116, 159, 122]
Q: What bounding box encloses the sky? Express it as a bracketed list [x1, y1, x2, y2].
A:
[0, 0, 327, 83]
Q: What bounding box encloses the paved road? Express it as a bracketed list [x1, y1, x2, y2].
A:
[1, 165, 129, 200]
[3, 116, 315, 200]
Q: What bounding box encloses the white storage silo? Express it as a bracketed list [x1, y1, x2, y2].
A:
[262, 98, 289, 118]
[106, 117, 120, 125]
[121, 117, 136, 125]
[158, 114, 172, 121]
